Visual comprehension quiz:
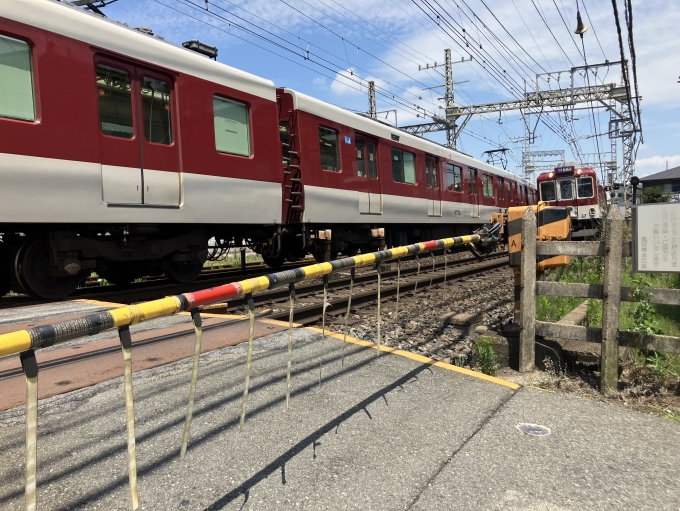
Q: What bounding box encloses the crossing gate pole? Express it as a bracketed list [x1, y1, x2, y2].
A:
[118, 325, 139, 510]
[341, 268, 355, 367]
[239, 295, 256, 431]
[20, 349, 38, 511]
[180, 308, 203, 460]
[519, 209, 537, 372]
[376, 263, 382, 356]
[285, 283, 296, 409]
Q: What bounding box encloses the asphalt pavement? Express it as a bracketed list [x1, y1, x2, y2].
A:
[0, 329, 678, 510]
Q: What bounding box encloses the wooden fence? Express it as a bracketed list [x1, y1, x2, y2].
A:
[518, 206, 680, 393]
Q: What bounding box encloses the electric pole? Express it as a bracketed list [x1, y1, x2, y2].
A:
[368, 80, 377, 119]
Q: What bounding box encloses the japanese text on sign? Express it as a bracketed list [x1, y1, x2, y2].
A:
[633, 203, 680, 273]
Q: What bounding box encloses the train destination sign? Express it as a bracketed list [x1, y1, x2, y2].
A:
[632, 203, 680, 273]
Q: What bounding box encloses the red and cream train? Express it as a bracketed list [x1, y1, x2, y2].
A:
[0, 0, 536, 299]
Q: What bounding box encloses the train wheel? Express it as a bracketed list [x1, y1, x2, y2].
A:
[166, 260, 203, 284]
[0, 243, 10, 297]
[20, 238, 81, 300]
[262, 251, 286, 269]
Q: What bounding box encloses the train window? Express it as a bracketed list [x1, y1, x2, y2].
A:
[0, 35, 35, 122]
[540, 181, 556, 201]
[425, 156, 438, 188]
[356, 138, 366, 177]
[279, 122, 290, 159]
[577, 177, 594, 198]
[482, 175, 493, 197]
[318, 126, 340, 171]
[558, 179, 574, 200]
[445, 164, 462, 192]
[367, 141, 377, 178]
[141, 77, 172, 145]
[468, 169, 477, 195]
[391, 148, 416, 184]
[507, 181, 513, 201]
[214, 96, 250, 156]
[96, 65, 134, 138]
[356, 138, 377, 178]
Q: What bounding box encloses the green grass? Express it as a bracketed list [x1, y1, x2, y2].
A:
[204, 254, 263, 269]
[475, 337, 497, 376]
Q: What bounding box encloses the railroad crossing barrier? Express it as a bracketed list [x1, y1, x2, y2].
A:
[518, 207, 680, 392]
[0, 234, 485, 511]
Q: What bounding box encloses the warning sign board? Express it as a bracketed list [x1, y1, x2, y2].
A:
[632, 202, 680, 273]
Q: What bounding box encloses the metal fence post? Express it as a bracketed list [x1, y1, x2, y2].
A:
[519, 208, 537, 372]
[601, 206, 623, 394]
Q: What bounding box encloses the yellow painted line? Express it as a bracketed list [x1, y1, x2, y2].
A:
[307, 327, 520, 390]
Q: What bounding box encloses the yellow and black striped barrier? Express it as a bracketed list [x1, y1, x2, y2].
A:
[0, 234, 489, 511]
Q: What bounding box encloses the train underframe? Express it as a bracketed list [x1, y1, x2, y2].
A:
[0, 221, 485, 300]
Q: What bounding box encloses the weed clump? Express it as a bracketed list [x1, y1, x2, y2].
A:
[475, 337, 497, 376]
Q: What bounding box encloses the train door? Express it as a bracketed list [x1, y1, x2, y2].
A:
[136, 68, 180, 206]
[468, 167, 479, 218]
[96, 59, 180, 206]
[425, 155, 441, 216]
[557, 177, 577, 209]
[96, 61, 142, 204]
[497, 177, 507, 209]
[356, 135, 381, 214]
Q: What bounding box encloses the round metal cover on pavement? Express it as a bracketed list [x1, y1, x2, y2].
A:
[516, 423, 551, 436]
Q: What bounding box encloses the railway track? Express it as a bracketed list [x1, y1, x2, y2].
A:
[0, 252, 508, 381]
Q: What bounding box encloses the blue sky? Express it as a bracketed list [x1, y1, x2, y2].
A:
[101, 0, 679, 180]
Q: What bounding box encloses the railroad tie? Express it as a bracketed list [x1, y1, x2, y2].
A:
[180, 308, 203, 460]
[20, 349, 38, 511]
[118, 325, 139, 511]
[240, 295, 256, 431]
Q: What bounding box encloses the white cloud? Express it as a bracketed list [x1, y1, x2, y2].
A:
[635, 155, 680, 177]
[312, 76, 327, 89]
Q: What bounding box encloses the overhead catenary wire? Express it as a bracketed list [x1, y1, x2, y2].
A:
[153, 0, 430, 120]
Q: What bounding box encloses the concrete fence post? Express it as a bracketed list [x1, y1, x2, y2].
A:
[519, 208, 537, 372]
[600, 206, 623, 394]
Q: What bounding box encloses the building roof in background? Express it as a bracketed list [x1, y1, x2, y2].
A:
[639, 165, 680, 181]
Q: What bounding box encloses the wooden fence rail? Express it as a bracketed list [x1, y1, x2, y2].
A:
[519, 206, 680, 393]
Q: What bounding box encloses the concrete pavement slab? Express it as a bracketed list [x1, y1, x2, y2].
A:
[0, 329, 514, 510]
[412, 387, 680, 511]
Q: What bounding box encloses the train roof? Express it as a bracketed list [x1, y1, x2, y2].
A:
[1, 0, 276, 101]
[283, 88, 530, 186]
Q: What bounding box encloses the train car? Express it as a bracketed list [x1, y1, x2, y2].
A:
[0, 0, 284, 299]
[277, 88, 535, 260]
[535, 163, 601, 238]
[0, 0, 535, 299]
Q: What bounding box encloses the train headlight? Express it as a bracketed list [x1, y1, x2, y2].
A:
[548, 172, 554, 178]
[576, 169, 582, 175]
[589, 208, 596, 216]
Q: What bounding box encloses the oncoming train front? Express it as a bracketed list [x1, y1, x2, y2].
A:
[536, 163, 602, 238]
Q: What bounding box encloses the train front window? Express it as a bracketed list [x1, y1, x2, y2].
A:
[318, 126, 340, 171]
[96, 65, 134, 138]
[577, 177, 594, 198]
[214, 96, 251, 156]
[0, 35, 35, 122]
[446, 164, 462, 192]
[558, 179, 574, 200]
[540, 181, 556, 201]
[141, 77, 172, 145]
